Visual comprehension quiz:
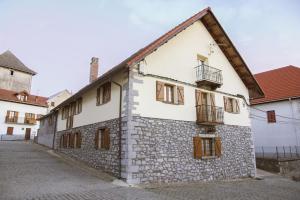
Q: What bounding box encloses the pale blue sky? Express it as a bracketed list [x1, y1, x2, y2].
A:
[0, 0, 299, 96]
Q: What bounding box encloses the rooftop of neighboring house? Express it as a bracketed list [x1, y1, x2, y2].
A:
[0, 50, 36, 75]
[48, 89, 72, 101]
[251, 65, 300, 105]
[48, 7, 262, 115]
[0, 88, 48, 107]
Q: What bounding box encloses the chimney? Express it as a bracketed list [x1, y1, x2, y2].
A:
[89, 57, 99, 83]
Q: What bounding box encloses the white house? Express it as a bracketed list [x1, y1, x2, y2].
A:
[251, 66, 300, 147]
[38, 7, 263, 184]
[0, 50, 70, 141]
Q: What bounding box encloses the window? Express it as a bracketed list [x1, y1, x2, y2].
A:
[74, 132, 82, 148]
[6, 111, 18, 123]
[77, 98, 82, 114]
[96, 82, 111, 106]
[95, 128, 110, 150]
[156, 81, 184, 105]
[24, 113, 36, 124]
[6, 127, 14, 135]
[66, 115, 73, 129]
[267, 110, 276, 123]
[224, 97, 240, 114]
[17, 94, 28, 102]
[164, 84, 174, 103]
[70, 102, 76, 116]
[193, 136, 221, 159]
[10, 70, 14, 76]
[51, 102, 55, 106]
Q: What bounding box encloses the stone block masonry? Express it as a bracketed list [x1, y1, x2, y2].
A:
[55, 118, 120, 177]
[129, 116, 256, 184]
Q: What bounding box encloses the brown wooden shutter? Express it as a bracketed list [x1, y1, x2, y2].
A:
[215, 137, 222, 157]
[223, 96, 228, 112]
[15, 111, 19, 122]
[177, 86, 184, 105]
[106, 82, 111, 103]
[76, 132, 81, 148]
[105, 128, 110, 150]
[195, 90, 203, 105]
[69, 133, 74, 148]
[96, 87, 100, 105]
[63, 134, 67, 148]
[60, 135, 63, 148]
[6, 127, 13, 135]
[235, 99, 240, 113]
[193, 137, 202, 159]
[156, 81, 164, 101]
[95, 130, 99, 149]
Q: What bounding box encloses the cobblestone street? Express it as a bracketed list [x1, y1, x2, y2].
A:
[0, 141, 299, 200]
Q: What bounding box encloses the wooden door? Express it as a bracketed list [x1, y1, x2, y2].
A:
[25, 128, 31, 140]
[6, 127, 13, 135]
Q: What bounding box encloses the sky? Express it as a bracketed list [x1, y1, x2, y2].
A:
[1, 0, 300, 97]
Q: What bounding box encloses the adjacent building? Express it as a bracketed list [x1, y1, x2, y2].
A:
[38, 7, 263, 184]
[251, 66, 300, 147]
[0, 50, 70, 141]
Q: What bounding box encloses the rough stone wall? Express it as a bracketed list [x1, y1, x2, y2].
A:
[129, 116, 256, 184]
[55, 118, 121, 177]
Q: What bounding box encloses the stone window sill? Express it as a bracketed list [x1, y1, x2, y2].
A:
[201, 156, 217, 159]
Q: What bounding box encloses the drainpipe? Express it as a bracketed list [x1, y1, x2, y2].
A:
[112, 81, 123, 179]
[289, 98, 299, 146]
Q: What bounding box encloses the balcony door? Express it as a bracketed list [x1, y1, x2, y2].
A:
[195, 90, 215, 122]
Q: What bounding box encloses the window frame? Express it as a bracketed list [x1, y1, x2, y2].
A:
[267, 110, 276, 123]
[164, 84, 174, 104]
[96, 82, 111, 106]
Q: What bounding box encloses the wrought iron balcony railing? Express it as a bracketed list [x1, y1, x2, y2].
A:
[195, 64, 223, 89]
[5, 116, 37, 125]
[196, 105, 224, 125]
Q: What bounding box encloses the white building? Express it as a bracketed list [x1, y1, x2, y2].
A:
[251, 66, 300, 147]
[0, 50, 70, 140]
[39, 7, 264, 184]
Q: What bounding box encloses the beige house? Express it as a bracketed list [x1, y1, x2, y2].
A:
[38, 7, 263, 184]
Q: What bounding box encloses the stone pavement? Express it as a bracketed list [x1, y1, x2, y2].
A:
[0, 141, 299, 200]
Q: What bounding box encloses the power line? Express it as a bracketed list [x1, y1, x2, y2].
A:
[251, 106, 300, 121]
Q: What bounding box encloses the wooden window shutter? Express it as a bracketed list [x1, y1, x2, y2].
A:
[234, 99, 240, 113]
[223, 96, 228, 112]
[70, 133, 74, 148]
[195, 90, 203, 105]
[267, 110, 276, 123]
[215, 137, 222, 157]
[177, 86, 184, 105]
[105, 128, 110, 150]
[60, 135, 63, 148]
[156, 81, 164, 101]
[96, 87, 101, 105]
[63, 134, 67, 148]
[76, 132, 81, 148]
[95, 130, 99, 149]
[15, 111, 19, 122]
[106, 82, 111, 103]
[193, 137, 202, 159]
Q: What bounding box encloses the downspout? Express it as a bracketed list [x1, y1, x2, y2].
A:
[289, 98, 299, 146]
[112, 81, 123, 179]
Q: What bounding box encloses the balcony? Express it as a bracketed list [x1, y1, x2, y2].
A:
[195, 64, 222, 89]
[196, 105, 224, 125]
[5, 116, 37, 125]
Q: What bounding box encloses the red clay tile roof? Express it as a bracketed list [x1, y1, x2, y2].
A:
[0, 88, 48, 107]
[251, 66, 300, 105]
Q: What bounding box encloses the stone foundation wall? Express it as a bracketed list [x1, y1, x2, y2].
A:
[129, 116, 256, 184]
[55, 118, 120, 177]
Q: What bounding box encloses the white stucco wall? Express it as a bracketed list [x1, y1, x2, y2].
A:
[0, 100, 47, 140]
[47, 90, 72, 112]
[56, 72, 127, 132]
[251, 99, 300, 147]
[0, 67, 32, 92]
[132, 20, 250, 126]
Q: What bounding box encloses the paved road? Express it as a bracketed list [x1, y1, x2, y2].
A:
[0, 141, 299, 200]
